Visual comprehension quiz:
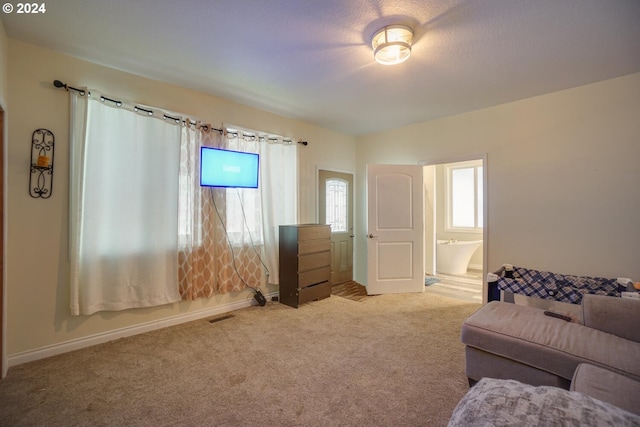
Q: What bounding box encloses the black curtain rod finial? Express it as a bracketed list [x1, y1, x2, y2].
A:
[53, 79, 86, 95]
[298, 140, 308, 146]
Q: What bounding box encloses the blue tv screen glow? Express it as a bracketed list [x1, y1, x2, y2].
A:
[200, 147, 259, 188]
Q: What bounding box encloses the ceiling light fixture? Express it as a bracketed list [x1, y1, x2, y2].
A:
[371, 25, 413, 65]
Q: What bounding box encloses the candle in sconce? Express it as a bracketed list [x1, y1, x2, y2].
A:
[37, 155, 50, 167]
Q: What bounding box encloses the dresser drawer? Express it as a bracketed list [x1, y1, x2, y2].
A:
[298, 239, 331, 255]
[298, 281, 332, 305]
[297, 225, 331, 241]
[299, 266, 331, 288]
[298, 251, 331, 272]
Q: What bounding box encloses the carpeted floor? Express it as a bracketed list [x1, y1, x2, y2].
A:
[0, 292, 481, 427]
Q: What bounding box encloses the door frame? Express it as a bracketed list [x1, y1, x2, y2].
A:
[316, 166, 356, 282]
[418, 153, 489, 304]
[1, 103, 6, 378]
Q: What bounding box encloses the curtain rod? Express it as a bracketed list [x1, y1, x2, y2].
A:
[53, 79, 225, 134]
[52, 79, 308, 145]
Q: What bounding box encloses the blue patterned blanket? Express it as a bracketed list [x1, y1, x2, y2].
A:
[495, 266, 621, 304]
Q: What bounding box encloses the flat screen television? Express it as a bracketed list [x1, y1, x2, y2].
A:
[200, 147, 260, 188]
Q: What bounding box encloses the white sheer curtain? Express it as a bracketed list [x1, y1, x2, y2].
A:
[259, 139, 297, 284]
[69, 90, 182, 315]
[212, 131, 298, 291]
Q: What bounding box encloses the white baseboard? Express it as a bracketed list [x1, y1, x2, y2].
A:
[8, 291, 277, 368]
[468, 263, 483, 271]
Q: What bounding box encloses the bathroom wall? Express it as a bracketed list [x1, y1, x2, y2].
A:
[423, 165, 436, 275]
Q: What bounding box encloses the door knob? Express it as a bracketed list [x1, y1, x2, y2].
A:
[367, 234, 377, 238]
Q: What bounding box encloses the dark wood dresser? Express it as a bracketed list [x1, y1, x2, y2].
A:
[279, 224, 332, 308]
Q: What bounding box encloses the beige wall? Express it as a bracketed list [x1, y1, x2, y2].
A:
[0, 19, 7, 102]
[6, 39, 356, 358]
[355, 72, 640, 284]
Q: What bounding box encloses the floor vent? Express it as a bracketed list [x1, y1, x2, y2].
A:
[208, 314, 234, 324]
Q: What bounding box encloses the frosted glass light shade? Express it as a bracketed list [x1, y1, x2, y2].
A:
[371, 25, 413, 65]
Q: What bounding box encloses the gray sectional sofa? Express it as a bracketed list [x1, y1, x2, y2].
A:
[460, 293, 640, 414]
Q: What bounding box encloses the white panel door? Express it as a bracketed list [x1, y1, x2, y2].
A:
[366, 164, 424, 295]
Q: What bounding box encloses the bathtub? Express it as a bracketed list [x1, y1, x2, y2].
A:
[436, 239, 483, 275]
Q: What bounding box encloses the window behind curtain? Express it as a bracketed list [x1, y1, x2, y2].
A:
[220, 132, 298, 282]
[221, 135, 264, 247]
[178, 128, 297, 294]
[226, 188, 263, 245]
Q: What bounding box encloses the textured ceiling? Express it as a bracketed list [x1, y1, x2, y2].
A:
[2, 0, 640, 135]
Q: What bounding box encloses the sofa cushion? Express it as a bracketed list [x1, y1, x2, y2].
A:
[461, 301, 640, 381]
[571, 363, 640, 415]
[465, 346, 571, 388]
[448, 378, 640, 427]
[581, 294, 640, 342]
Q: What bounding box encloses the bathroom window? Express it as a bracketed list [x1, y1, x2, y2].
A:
[325, 178, 348, 232]
[445, 161, 483, 231]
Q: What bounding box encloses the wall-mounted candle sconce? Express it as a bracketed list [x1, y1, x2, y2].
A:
[29, 128, 55, 198]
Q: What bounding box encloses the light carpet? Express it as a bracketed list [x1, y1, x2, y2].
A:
[0, 292, 481, 427]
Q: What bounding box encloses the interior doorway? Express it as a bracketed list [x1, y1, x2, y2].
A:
[318, 169, 354, 285]
[422, 156, 487, 303]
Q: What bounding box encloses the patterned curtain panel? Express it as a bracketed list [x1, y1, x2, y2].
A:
[213, 133, 266, 293]
[177, 124, 218, 300]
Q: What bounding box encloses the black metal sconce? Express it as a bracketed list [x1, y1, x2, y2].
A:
[29, 128, 55, 198]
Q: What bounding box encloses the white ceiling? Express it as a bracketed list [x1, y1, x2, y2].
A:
[3, 0, 640, 136]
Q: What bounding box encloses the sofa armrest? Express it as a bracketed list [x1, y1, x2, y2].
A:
[581, 294, 640, 342]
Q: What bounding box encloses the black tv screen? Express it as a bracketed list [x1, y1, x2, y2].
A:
[200, 147, 259, 188]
